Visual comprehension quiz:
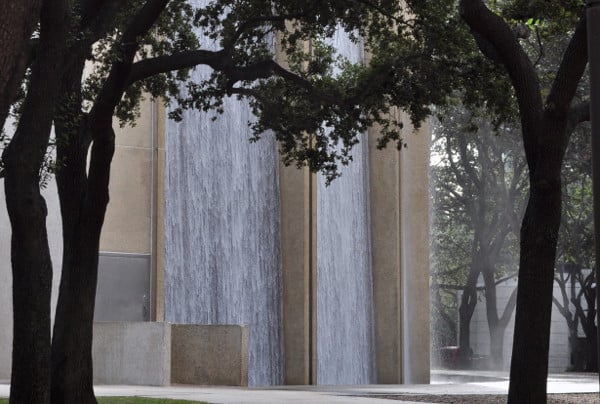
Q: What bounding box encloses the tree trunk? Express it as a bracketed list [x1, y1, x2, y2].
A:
[482, 267, 517, 370]
[584, 332, 598, 372]
[51, 115, 114, 404]
[4, 1, 68, 402]
[0, 0, 42, 129]
[51, 2, 166, 399]
[458, 267, 480, 367]
[483, 274, 504, 368]
[489, 325, 506, 369]
[508, 124, 565, 403]
[50, 223, 102, 404]
[5, 167, 53, 404]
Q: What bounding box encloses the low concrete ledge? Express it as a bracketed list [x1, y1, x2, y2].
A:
[171, 324, 249, 386]
[93, 322, 171, 386]
[92, 322, 248, 387]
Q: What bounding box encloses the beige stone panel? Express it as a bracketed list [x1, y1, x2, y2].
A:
[157, 100, 166, 151]
[113, 98, 154, 149]
[368, 125, 403, 384]
[171, 324, 249, 386]
[155, 146, 166, 321]
[100, 145, 152, 254]
[279, 163, 313, 385]
[400, 116, 431, 383]
[276, 33, 317, 385]
[309, 168, 317, 385]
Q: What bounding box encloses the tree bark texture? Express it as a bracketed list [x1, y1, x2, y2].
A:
[0, 0, 42, 130]
[460, 0, 588, 402]
[4, 0, 69, 402]
[51, 108, 115, 404]
[51, 58, 99, 404]
[509, 150, 563, 402]
[51, 2, 169, 402]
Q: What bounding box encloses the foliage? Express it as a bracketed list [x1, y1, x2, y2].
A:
[557, 124, 594, 269]
[48, 0, 517, 183]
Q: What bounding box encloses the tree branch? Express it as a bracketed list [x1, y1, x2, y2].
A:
[92, 0, 170, 119]
[546, 14, 588, 120]
[127, 49, 225, 84]
[459, 0, 543, 162]
[128, 50, 341, 105]
[121, 0, 170, 45]
[82, 0, 124, 45]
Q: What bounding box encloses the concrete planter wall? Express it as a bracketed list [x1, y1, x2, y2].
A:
[92, 322, 248, 386]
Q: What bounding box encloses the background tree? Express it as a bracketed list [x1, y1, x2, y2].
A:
[553, 123, 597, 372]
[431, 104, 527, 369]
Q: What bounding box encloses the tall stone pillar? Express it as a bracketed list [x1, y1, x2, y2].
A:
[399, 115, 430, 383]
[369, 112, 430, 384]
[369, 122, 404, 383]
[154, 100, 166, 322]
[279, 165, 317, 384]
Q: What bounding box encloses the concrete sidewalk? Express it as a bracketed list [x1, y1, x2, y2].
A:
[0, 371, 597, 403]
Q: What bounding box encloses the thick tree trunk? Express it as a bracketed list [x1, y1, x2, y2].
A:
[51, 116, 114, 404]
[508, 123, 565, 403]
[51, 3, 166, 400]
[5, 171, 53, 404]
[4, 1, 68, 402]
[50, 228, 101, 404]
[49, 54, 97, 404]
[0, 0, 42, 129]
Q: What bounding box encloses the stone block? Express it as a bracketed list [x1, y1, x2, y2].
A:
[171, 324, 249, 386]
[93, 322, 171, 386]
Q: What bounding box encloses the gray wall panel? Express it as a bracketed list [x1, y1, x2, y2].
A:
[95, 253, 151, 321]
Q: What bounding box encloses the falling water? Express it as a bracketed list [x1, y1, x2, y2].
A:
[164, 0, 283, 386]
[316, 29, 377, 385]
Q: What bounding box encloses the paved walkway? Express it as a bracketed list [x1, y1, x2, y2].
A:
[0, 371, 597, 403]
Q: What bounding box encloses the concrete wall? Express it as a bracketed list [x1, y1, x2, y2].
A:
[95, 97, 162, 322]
[171, 324, 249, 386]
[92, 323, 249, 386]
[93, 322, 171, 386]
[100, 99, 156, 255]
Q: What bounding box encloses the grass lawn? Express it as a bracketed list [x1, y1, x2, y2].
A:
[0, 397, 207, 404]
